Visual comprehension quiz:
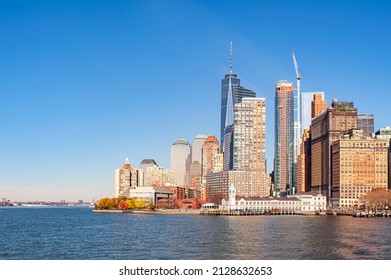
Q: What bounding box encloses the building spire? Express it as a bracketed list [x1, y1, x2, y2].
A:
[230, 41, 233, 74]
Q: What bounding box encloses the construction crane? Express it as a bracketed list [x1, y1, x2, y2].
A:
[292, 51, 301, 195]
[292, 51, 301, 130]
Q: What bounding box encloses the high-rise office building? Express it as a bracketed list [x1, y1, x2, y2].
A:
[191, 135, 208, 164]
[274, 81, 294, 195]
[358, 114, 374, 136]
[331, 129, 389, 208]
[233, 97, 267, 196]
[189, 135, 208, 192]
[170, 138, 191, 187]
[311, 99, 357, 200]
[220, 43, 256, 170]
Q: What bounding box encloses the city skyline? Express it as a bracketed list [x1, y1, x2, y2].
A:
[1, 1, 391, 201]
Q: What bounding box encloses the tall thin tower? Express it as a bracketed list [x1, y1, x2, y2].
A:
[274, 80, 294, 195]
[220, 42, 240, 148]
[292, 51, 301, 194]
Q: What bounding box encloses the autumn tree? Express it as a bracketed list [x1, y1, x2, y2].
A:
[118, 200, 129, 209]
[96, 198, 110, 209]
[134, 200, 146, 209]
[361, 188, 390, 210]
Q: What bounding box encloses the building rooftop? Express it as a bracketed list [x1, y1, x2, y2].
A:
[173, 137, 189, 145]
[139, 159, 158, 167]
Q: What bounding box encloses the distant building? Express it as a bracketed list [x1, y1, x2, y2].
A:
[170, 138, 191, 187]
[311, 99, 358, 201]
[301, 91, 326, 132]
[331, 129, 389, 208]
[311, 92, 327, 119]
[191, 135, 208, 165]
[358, 114, 374, 136]
[189, 135, 208, 192]
[274, 80, 294, 195]
[189, 161, 201, 194]
[115, 158, 142, 197]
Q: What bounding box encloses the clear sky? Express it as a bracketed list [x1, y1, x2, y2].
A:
[1, 0, 390, 201]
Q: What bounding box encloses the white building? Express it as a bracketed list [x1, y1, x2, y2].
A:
[191, 134, 208, 165]
[129, 186, 174, 206]
[144, 164, 174, 187]
[170, 138, 191, 187]
[220, 185, 326, 213]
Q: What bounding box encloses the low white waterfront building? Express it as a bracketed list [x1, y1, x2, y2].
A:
[128, 186, 174, 205]
[220, 184, 326, 214]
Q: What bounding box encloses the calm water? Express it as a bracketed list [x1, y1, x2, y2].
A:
[1, 207, 390, 260]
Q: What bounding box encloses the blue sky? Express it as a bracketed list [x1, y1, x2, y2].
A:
[1, 0, 390, 201]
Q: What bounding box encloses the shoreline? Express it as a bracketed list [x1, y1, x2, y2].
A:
[93, 209, 201, 215]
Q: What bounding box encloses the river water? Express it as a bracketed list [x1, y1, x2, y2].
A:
[1, 207, 390, 260]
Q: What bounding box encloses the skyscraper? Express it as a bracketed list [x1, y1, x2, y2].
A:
[311, 99, 357, 200]
[220, 43, 240, 146]
[170, 137, 191, 187]
[233, 97, 267, 196]
[274, 80, 294, 195]
[358, 114, 374, 136]
[191, 135, 208, 164]
[220, 43, 255, 170]
[189, 135, 208, 191]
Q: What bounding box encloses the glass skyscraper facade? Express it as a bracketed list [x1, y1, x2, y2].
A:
[220, 73, 240, 146]
[358, 114, 374, 136]
[274, 80, 294, 195]
[220, 74, 256, 170]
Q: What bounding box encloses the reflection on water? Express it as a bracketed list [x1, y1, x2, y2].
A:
[1, 207, 390, 259]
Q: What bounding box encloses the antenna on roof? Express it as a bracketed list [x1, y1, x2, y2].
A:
[230, 41, 233, 74]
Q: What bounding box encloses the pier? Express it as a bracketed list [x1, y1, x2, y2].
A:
[199, 210, 319, 216]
